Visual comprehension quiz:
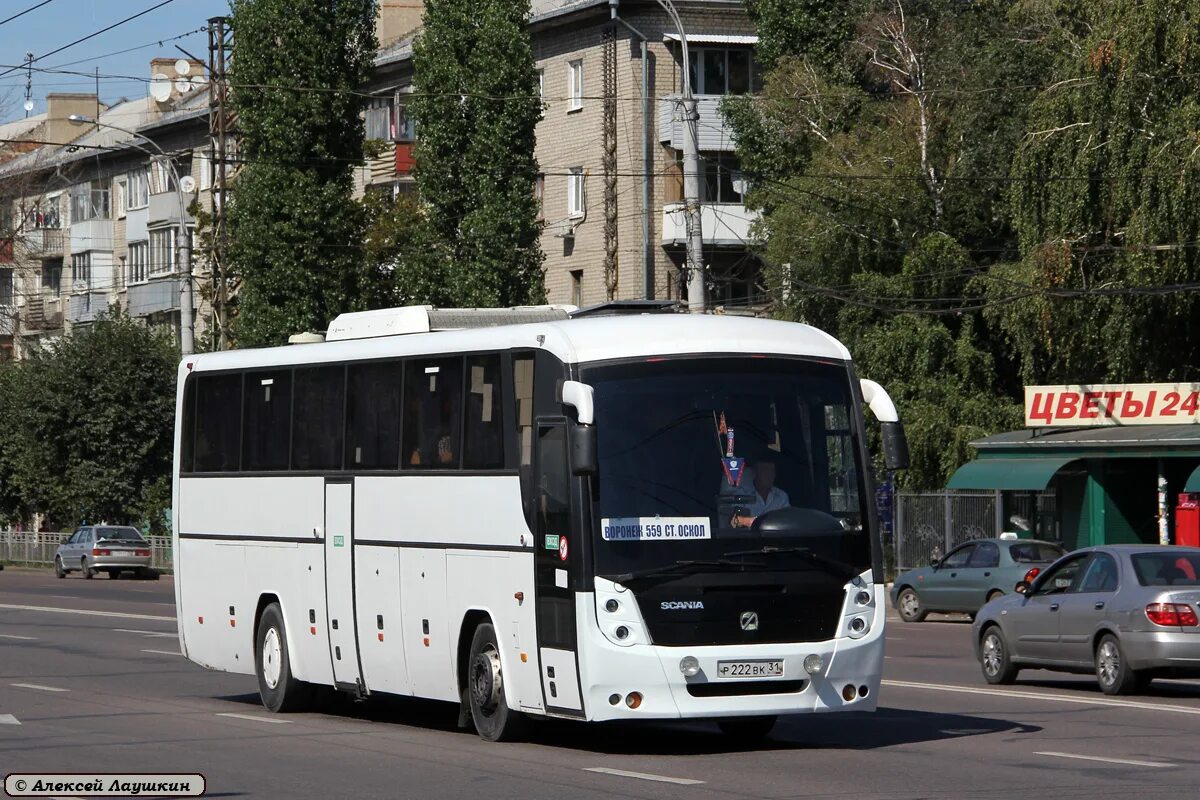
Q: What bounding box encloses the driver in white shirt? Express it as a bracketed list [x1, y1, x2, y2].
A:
[730, 457, 790, 528]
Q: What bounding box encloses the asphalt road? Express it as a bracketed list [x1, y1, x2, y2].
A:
[3, 569, 1200, 799]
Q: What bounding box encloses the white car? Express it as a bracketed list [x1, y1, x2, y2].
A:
[54, 525, 156, 579]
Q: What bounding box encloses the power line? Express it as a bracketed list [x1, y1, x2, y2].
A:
[0, 0, 54, 27]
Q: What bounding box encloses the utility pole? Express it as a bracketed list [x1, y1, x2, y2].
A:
[656, 0, 705, 312]
[208, 16, 234, 350]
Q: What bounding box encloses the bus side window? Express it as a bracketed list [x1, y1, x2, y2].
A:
[345, 361, 402, 470]
[464, 354, 504, 469]
[513, 354, 534, 469]
[292, 366, 345, 471]
[243, 370, 292, 471]
[194, 373, 242, 473]
[402, 358, 463, 470]
[179, 374, 196, 473]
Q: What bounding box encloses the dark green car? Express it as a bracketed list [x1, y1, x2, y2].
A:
[891, 538, 1065, 622]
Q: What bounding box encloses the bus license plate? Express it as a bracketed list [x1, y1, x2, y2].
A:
[716, 660, 784, 680]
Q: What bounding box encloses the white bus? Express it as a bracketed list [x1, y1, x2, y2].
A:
[172, 305, 908, 741]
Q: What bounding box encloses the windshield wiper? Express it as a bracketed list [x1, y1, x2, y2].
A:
[604, 558, 767, 584]
[721, 546, 860, 581]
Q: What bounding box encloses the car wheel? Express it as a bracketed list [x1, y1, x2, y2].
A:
[139, 567, 159, 580]
[467, 622, 528, 742]
[897, 587, 927, 622]
[717, 715, 777, 741]
[54, 556, 66, 579]
[256, 602, 313, 712]
[980, 626, 1019, 685]
[107, 569, 119, 579]
[82, 558, 94, 579]
[1096, 634, 1142, 695]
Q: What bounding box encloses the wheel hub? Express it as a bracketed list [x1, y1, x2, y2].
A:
[1098, 641, 1119, 685]
[982, 634, 1002, 675]
[262, 627, 283, 690]
[901, 592, 918, 616]
[470, 646, 503, 714]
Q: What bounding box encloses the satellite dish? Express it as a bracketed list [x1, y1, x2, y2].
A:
[150, 74, 172, 102]
[72, 280, 88, 294]
[189, 75, 207, 91]
[23, 99, 34, 112]
[174, 77, 191, 93]
[179, 175, 197, 194]
[174, 58, 191, 76]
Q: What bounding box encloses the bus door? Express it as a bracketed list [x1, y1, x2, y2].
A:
[324, 478, 364, 692]
[533, 421, 584, 715]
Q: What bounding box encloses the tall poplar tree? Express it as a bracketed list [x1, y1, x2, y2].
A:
[409, 0, 545, 306]
[228, 0, 378, 346]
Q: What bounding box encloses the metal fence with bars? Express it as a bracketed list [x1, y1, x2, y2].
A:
[0, 530, 173, 573]
[893, 490, 1057, 572]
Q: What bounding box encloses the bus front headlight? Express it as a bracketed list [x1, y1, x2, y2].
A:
[679, 656, 700, 677]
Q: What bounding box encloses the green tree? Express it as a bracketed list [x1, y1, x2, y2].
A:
[409, 0, 545, 306]
[228, 0, 378, 346]
[361, 190, 454, 306]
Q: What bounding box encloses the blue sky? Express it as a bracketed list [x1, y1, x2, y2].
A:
[0, 0, 229, 123]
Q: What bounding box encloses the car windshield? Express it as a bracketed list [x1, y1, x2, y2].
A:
[584, 356, 871, 579]
[1009, 542, 1065, 563]
[1131, 552, 1200, 586]
[94, 527, 144, 541]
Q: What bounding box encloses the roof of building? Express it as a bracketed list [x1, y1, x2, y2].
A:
[973, 426, 1200, 451]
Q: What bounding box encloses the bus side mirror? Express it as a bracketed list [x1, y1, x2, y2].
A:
[881, 421, 909, 471]
[571, 424, 597, 475]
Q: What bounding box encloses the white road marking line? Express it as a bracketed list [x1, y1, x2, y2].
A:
[216, 712, 291, 725]
[1035, 751, 1174, 768]
[584, 768, 704, 785]
[10, 683, 68, 693]
[140, 649, 182, 656]
[0, 634, 37, 640]
[0, 604, 174, 622]
[113, 628, 177, 638]
[0, 714, 20, 725]
[883, 679, 1200, 716]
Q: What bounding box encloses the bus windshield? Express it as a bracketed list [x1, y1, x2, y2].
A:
[584, 356, 872, 579]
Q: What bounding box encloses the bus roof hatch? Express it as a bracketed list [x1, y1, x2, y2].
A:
[325, 305, 576, 341]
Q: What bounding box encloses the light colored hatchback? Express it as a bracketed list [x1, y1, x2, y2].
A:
[973, 545, 1200, 694]
[54, 525, 156, 580]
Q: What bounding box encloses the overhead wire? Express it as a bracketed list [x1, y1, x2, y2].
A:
[0, 0, 55, 27]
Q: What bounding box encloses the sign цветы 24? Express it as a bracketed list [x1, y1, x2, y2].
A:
[1025, 383, 1200, 427]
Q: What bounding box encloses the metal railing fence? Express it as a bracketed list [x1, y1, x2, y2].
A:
[0, 530, 172, 572]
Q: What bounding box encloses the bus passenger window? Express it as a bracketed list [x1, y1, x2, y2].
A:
[403, 358, 462, 470]
[345, 362, 401, 470]
[243, 370, 292, 471]
[194, 373, 242, 472]
[513, 355, 534, 468]
[292, 366, 345, 471]
[463, 355, 504, 469]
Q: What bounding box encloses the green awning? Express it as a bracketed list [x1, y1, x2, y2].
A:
[947, 456, 1079, 491]
[1187, 464, 1200, 492]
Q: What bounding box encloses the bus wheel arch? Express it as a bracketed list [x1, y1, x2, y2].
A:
[253, 596, 313, 712]
[459, 612, 528, 742]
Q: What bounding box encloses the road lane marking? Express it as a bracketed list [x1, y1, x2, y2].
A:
[1036, 751, 1173, 768]
[584, 768, 704, 785]
[0, 604, 174, 622]
[883, 679, 1200, 716]
[140, 649, 182, 656]
[113, 628, 177, 638]
[0, 714, 19, 725]
[10, 683, 68, 693]
[216, 713, 291, 725]
[0, 634, 37, 640]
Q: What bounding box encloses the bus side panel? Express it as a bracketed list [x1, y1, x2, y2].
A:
[446, 551, 542, 714]
[399, 549, 457, 701]
[177, 539, 252, 675]
[355, 545, 411, 696]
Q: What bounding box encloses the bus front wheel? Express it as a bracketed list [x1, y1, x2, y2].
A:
[467, 622, 527, 742]
[255, 603, 312, 713]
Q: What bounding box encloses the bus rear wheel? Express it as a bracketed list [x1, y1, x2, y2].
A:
[467, 622, 527, 742]
[255, 603, 312, 713]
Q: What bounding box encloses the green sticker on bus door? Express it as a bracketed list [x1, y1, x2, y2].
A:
[333, 535, 344, 548]
[544, 534, 560, 550]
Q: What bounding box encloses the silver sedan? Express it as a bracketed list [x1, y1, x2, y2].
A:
[54, 525, 155, 579]
[972, 545, 1200, 694]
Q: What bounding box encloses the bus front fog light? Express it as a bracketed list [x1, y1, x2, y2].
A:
[842, 684, 857, 702]
[605, 598, 620, 613]
[855, 590, 872, 606]
[803, 654, 824, 675]
[625, 692, 643, 709]
[850, 616, 868, 635]
[615, 625, 630, 640]
[679, 656, 700, 677]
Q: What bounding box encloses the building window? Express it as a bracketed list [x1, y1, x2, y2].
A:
[149, 159, 174, 195]
[128, 241, 149, 284]
[43, 259, 62, 296]
[198, 152, 213, 191]
[127, 169, 149, 209]
[71, 252, 92, 292]
[686, 47, 757, 95]
[0, 268, 13, 307]
[149, 228, 176, 276]
[534, 172, 545, 220]
[568, 59, 583, 110]
[366, 93, 415, 142]
[701, 153, 746, 203]
[570, 269, 583, 307]
[567, 167, 584, 218]
[116, 180, 127, 218]
[537, 68, 544, 99]
[69, 181, 110, 222]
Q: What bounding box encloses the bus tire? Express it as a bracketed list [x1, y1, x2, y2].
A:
[717, 715, 777, 741]
[256, 603, 312, 713]
[467, 622, 527, 742]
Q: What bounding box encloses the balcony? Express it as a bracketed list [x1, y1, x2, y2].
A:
[661, 202, 759, 247]
[67, 291, 112, 325]
[658, 94, 739, 152]
[70, 220, 111, 255]
[148, 191, 193, 225]
[22, 228, 64, 257]
[21, 296, 64, 332]
[127, 276, 184, 317]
